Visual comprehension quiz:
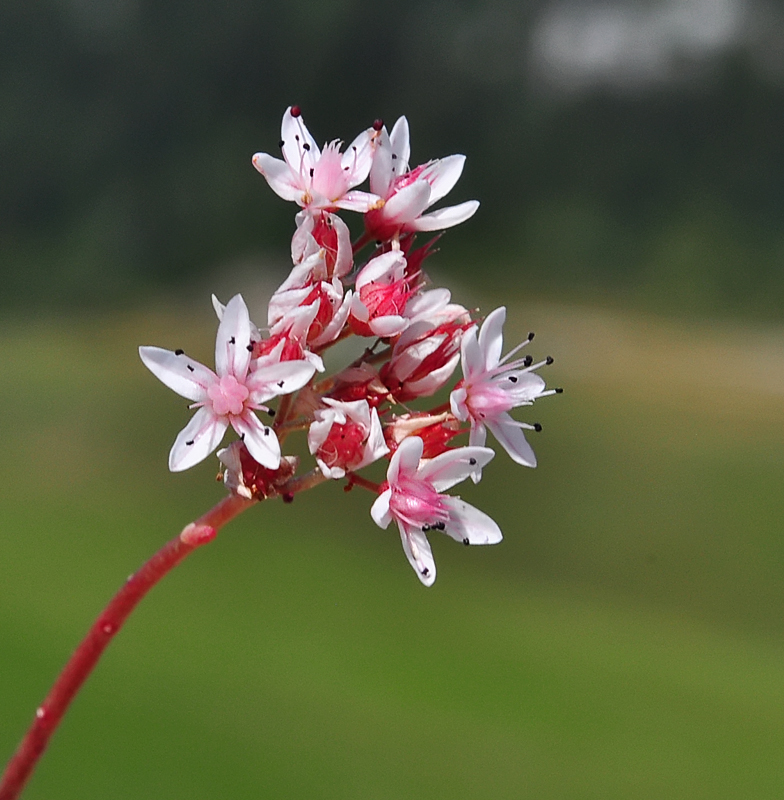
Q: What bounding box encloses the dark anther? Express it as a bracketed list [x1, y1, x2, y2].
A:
[391, 153, 397, 160]
[533, 423, 543, 432]
[463, 537, 470, 546]
[282, 492, 295, 503]
[291, 105, 302, 118]
[422, 524, 430, 532]
[267, 408, 276, 417]
[246, 343, 254, 352]
[527, 332, 535, 341]
[174, 349, 184, 356]
[509, 375, 518, 383]
[372, 118, 384, 131]
[469, 457, 477, 465]
[240, 433, 245, 441]
[278, 139, 285, 148]
[352, 145, 357, 152]
[185, 439, 195, 446]
[555, 387, 564, 394]
[264, 428, 270, 436]
[229, 336, 236, 344]
[421, 567, 430, 576]
[277, 380, 285, 387]
[303, 142, 310, 151]
[523, 355, 533, 367]
[435, 522, 445, 531]
[309, 168, 314, 177]
[187, 365, 195, 372]
[545, 356, 554, 365]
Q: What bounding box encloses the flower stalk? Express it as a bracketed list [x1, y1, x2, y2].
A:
[0, 494, 254, 800]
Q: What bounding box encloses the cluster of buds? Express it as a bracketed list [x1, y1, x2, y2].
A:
[140, 106, 560, 586]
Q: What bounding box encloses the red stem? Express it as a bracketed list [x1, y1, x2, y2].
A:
[0, 493, 254, 800]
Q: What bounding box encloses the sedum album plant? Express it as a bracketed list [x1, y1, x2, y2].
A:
[0, 106, 560, 799]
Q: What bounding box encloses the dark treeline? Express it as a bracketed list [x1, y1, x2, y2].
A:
[1, 0, 782, 317]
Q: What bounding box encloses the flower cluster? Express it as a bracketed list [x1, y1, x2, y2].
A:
[140, 106, 560, 586]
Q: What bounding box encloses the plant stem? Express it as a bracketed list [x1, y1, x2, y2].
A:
[0, 493, 254, 800]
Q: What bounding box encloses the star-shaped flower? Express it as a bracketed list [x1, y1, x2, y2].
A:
[139, 294, 317, 472]
[450, 307, 558, 479]
[370, 436, 501, 586]
[252, 106, 380, 213]
[364, 116, 479, 240]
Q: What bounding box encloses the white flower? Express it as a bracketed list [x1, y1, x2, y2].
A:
[450, 307, 558, 480]
[252, 106, 380, 212]
[370, 436, 501, 586]
[365, 116, 479, 240]
[308, 398, 388, 479]
[140, 294, 317, 472]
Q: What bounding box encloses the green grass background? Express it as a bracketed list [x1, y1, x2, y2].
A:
[2, 290, 784, 799]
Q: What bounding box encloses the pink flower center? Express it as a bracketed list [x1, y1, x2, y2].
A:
[390, 474, 449, 530]
[466, 383, 514, 420]
[208, 375, 250, 417]
[310, 142, 350, 202]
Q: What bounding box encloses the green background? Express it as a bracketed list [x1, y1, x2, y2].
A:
[3, 1, 784, 797]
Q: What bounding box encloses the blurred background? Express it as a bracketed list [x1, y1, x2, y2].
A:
[2, 0, 784, 797]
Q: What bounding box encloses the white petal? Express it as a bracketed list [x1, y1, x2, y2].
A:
[369, 126, 394, 197]
[450, 386, 469, 421]
[371, 489, 392, 529]
[369, 315, 409, 338]
[169, 407, 228, 472]
[487, 414, 537, 468]
[382, 181, 431, 225]
[399, 524, 436, 586]
[403, 352, 460, 398]
[355, 250, 406, 290]
[342, 128, 374, 185]
[139, 346, 213, 402]
[440, 497, 502, 545]
[233, 412, 280, 469]
[389, 116, 410, 174]
[356, 407, 390, 470]
[418, 446, 495, 492]
[460, 325, 483, 381]
[335, 190, 382, 213]
[388, 435, 423, 485]
[467, 422, 488, 484]
[247, 359, 316, 404]
[252, 153, 303, 203]
[408, 200, 479, 232]
[403, 288, 451, 324]
[422, 154, 466, 205]
[280, 107, 320, 171]
[478, 307, 506, 371]
[215, 294, 252, 379]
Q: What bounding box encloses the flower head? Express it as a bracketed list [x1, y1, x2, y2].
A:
[364, 116, 479, 240]
[139, 294, 317, 471]
[253, 107, 380, 213]
[370, 436, 501, 586]
[450, 307, 559, 480]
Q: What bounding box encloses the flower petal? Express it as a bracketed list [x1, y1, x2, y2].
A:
[382, 181, 432, 225]
[215, 294, 252, 379]
[422, 154, 466, 205]
[486, 413, 537, 468]
[233, 412, 281, 469]
[418, 446, 495, 492]
[408, 200, 479, 232]
[388, 435, 423, 485]
[478, 306, 506, 370]
[342, 127, 374, 185]
[247, 359, 317, 404]
[139, 346, 214, 402]
[252, 153, 303, 203]
[398, 524, 436, 586]
[389, 116, 410, 174]
[440, 497, 503, 545]
[335, 190, 382, 213]
[280, 106, 320, 171]
[169, 407, 228, 472]
[371, 489, 393, 529]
